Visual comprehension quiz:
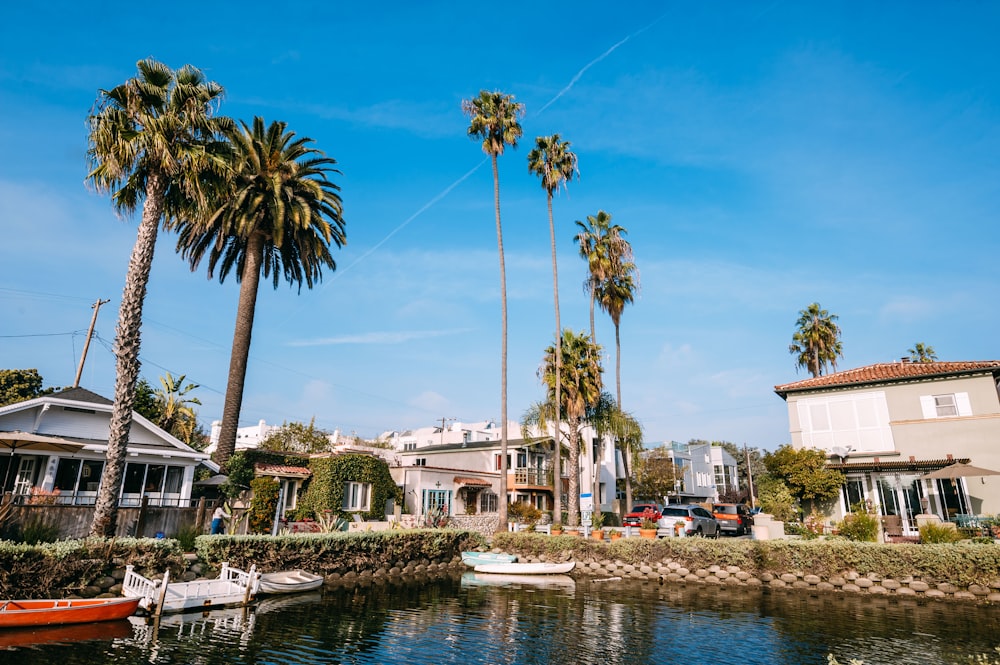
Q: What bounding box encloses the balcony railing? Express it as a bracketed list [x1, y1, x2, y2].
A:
[511, 468, 554, 487]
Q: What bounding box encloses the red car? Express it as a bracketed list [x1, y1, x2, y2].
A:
[623, 502, 664, 527]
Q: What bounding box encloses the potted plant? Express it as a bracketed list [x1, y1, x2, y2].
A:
[640, 508, 659, 539]
[551, 522, 563, 536]
[590, 511, 606, 540]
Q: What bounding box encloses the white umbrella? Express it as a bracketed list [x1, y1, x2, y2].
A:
[921, 462, 1000, 480]
[0, 431, 86, 490]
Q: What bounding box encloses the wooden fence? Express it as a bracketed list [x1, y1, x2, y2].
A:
[2, 496, 241, 539]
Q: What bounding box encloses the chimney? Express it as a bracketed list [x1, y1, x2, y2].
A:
[947, 453, 954, 461]
[901, 357, 911, 364]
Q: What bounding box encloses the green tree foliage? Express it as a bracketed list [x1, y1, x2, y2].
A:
[716, 440, 766, 501]
[248, 476, 279, 534]
[633, 445, 683, 502]
[908, 342, 938, 363]
[836, 501, 880, 542]
[154, 373, 202, 445]
[133, 378, 161, 422]
[763, 444, 845, 510]
[755, 476, 799, 522]
[259, 420, 333, 454]
[788, 302, 843, 377]
[0, 369, 58, 407]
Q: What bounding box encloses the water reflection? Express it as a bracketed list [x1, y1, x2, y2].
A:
[0, 573, 997, 664]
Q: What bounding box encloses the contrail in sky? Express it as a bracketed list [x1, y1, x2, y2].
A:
[322, 13, 666, 288]
[537, 13, 667, 115]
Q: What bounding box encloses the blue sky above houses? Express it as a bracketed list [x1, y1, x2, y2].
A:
[1, 2, 997, 450]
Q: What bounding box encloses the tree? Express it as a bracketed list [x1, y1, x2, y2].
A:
[260, 420, 333, 454]
[539, 330, 603, 527]
[788, 302, 843, 378]
[86, 59, 230, 537]
[175, 117, 346, 472]
[717, 440, 766, 504]
[463, 90, 524, 532]
[589, 392, 643, 514]
[763, 444, 844, 514]
[574, 211, 632, 343]
[0, 369, 59, 407]
[132, 378, 160, 423]
[528, 133, 578, 526]
[633, 444, 683, 503]
[153, 373, 202, 445]
[908, 343, 937, 363]
[595, 265, 637, 406]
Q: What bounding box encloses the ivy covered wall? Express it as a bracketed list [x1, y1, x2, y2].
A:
[298, 454, 402, 521]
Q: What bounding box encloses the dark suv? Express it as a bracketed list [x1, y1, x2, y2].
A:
[712, 503, 753, 536]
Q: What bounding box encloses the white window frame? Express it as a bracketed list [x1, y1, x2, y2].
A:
[343, 481, 371, 512]
[480, 491, 498, 513]
[920, 392, 972, 419]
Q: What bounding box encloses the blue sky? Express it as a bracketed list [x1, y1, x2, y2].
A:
[1, 2, 997, 450]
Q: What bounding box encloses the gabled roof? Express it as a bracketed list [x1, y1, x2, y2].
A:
[774, 361, 1000, 398]
[49, 387, 113, 406]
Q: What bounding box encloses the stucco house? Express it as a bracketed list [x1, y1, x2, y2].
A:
[775, 360, 1000, 535]
[0, 387, 211, 507]
[389, 420, 620, 522]
[645, 441, 740, 504]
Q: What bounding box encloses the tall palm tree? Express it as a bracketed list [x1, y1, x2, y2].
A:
[154, 373, 202, 444]
[594, 264, 639, 510]
[574, 211, 632, 343]
[528, 134, 578, 524]
[175, 117, 346, 471]
[463, 90, 524, 532]
[86, 59, 229, 536]
[908, 343, 937, 363]
[539, 330, 603, 528]
[788, 302, 843, 378]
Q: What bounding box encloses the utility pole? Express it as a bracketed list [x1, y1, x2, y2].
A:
[744, 443, 756, 509]
[73, 298, 110, 388]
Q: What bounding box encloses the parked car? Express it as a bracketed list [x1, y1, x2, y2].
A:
[712, 503, 753, 536]
[657, 504, 719, 537]
[623, 502, 664, 527]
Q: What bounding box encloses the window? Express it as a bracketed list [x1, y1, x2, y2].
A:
[343, 481, 371, 511]
[516, 452, 527, 468]
[414, 458, 426, 466]
[920, 393, 971, 419]
[796, 391, 893, 452]
[164, 467, 184, 494]
[494, 454, 511, 471]
[480, 491, 498, 513]
[80, 460, 103, 493]
[54, 459, 81, 492]
[934, 394, 957, 417]
[403, 442, 416, 451]
[122, 463, 146, 494]
[145, 465, 165, 493]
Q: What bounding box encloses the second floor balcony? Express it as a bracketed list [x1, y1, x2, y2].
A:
[511, 467, 555, 488]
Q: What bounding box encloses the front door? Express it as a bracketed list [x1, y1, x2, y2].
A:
[13, 457, 37, 498]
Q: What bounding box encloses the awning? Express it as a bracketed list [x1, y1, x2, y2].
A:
[454, 476, 492, 487]
[0, 431, 85, 454]
[828, 457, 970, 473]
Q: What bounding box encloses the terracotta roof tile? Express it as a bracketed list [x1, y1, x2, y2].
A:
[454, 476, 492, 486]
[775, 361, 1000, 395]
[255, 463, 311, 477]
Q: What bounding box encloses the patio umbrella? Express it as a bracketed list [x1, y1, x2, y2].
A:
[921, 462, 1000, 480]
[0, 431, 85, 490]
[193, 474, 229, 487]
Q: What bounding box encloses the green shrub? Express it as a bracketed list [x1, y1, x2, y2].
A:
[920, 522, 964, 544]
[836, 503, 880, 542]
[507, 502, 541, 526]
[174, 525, 200, 552]
[17, 518, 60, 545]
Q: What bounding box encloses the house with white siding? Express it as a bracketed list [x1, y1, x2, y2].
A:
[0, 387, 210, 507]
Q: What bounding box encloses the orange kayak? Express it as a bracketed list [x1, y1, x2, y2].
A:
[0, 597, 141, 628]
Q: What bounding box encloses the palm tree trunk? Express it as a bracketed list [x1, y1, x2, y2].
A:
[614, 321, 634, 514]
[588, 285, 596, 344]
[492, 154, 509, 533]
[567, 420, 581, 527]
[547, 193, 562, 525]
[91, 173, 166, 537]
[213, 233, 264, 472]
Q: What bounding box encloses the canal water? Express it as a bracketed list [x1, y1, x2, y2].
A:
[0, 572, 998, 665]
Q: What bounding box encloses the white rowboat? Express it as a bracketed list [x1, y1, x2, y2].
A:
[473, 561, 575, 575]
[258, 570, 324, 595]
